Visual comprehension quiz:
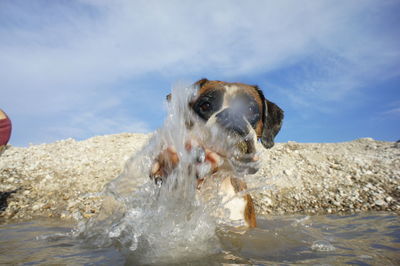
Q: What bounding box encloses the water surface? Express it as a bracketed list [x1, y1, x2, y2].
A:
[1, 213, 399, 265]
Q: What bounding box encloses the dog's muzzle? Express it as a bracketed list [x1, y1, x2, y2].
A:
[215, 108, 250, 137]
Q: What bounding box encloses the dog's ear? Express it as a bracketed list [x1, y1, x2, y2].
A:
[260, 99, 284, 149]
[194, 78, 209, 89]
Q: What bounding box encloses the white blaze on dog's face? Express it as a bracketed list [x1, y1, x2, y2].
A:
[189, 79, 284, 152]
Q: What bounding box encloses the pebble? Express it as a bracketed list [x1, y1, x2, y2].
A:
[32, 204, 42, 211]
[283, 169, 292, 176]
[263, 197, 273, 206]
[374, 199, 386, 206]
[385, 196, 393, 203]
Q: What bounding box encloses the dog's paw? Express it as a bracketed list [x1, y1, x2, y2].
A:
[149, 140, 224, 186]
[185, 139, 223, 178]
[150, 146, 180, 185]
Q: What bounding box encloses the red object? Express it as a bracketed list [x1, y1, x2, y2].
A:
[0, 110, 12, 146]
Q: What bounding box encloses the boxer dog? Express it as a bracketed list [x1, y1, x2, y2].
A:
[150, 79, 284, 228]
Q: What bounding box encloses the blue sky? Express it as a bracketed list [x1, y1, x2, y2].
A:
[1, 0, 399, 147]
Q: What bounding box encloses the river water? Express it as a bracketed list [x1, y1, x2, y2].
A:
[0, 213, 399, 265]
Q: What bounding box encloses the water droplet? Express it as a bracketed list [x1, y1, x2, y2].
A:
[311, 240, 335, 252]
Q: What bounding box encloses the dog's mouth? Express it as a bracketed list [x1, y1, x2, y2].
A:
[208, 119, 258, 160]
[234, 136, 257, 160]
[236, 138, 255, 155]
[224, 132, 259, 174]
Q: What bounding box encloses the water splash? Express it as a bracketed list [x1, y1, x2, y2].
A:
[74, 82, 267, 264]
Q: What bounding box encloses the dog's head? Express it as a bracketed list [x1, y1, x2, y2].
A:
[189, 78, 284, 151]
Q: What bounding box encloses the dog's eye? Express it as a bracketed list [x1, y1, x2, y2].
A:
[192, 90, 223, 121]
[245, 103, 260, 127]
[200, 101, 211, 112]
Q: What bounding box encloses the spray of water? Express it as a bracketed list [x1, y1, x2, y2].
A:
[74, 82, 268, 264]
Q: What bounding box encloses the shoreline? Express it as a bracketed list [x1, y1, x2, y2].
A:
[0, 133, 399, 221]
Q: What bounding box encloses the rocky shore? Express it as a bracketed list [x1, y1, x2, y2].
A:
[0, 133, 399, 221]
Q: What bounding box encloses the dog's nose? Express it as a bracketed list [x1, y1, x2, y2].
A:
[215, 108, 249, 136]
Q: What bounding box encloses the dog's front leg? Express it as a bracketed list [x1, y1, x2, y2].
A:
[149, 146, 180, 185]
[149, 140, 223, 185]
[219, 177, 257, 228]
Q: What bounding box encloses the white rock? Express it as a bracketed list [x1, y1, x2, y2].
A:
[385, 196, 393, 203]
[283, 169, 292, 176]
[264, 197, 273, 206]
[374, 199, 386, 206]
[32, 204, 42, 211]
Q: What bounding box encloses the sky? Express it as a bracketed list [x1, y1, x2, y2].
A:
[0, 0, 399, 147]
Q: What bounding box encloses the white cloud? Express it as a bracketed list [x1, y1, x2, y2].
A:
[3, 1, 398, 92]
[0, 0, 399, 145]
[384, 107, 400, 116]
[381, 100, 400, 117]
[46, 111, 151, 141]
[3, 1, 398, 84]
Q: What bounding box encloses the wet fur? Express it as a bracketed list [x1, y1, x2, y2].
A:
[163, 79, 283, 228]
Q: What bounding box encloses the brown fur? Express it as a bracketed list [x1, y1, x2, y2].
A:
[192, 79, 276, 228]
[244, 194, 257, 227]
[156, 79, 283, 228]
[229, 177, 257, 228]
